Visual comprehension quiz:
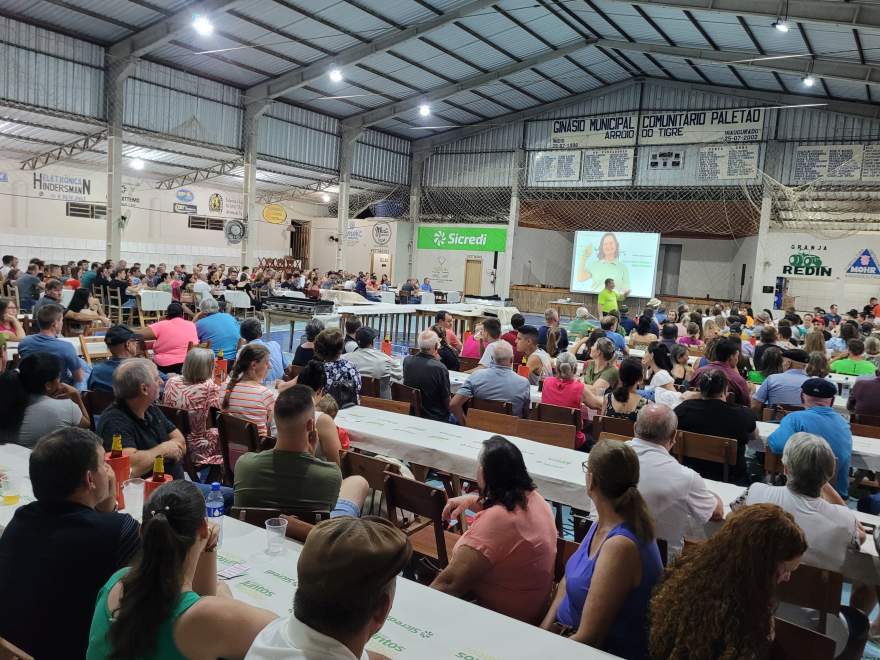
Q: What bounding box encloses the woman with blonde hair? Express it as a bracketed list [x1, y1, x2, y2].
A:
[806, 350, 830, 378]
[649, 504, 807, 660]
[541, 440, 661, 658]
[163, 348, 222, 480]
[803, 328, 827, 355]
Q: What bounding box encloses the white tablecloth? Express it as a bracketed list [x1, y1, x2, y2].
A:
[337, 406, 591, 511]
[0, 444, 34, 535]
[337, 406, 880, 585]
[221, 516, 620, 659]
[7, 335, 82, 359]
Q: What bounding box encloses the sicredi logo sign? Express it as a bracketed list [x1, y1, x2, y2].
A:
[417, 226, 507, 252]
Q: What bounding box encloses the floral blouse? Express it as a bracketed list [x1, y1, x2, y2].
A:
[162, 376, 222, 466]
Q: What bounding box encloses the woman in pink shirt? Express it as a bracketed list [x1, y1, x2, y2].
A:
[431, 436, 558, 624]
[139, 302, 199, 374]
[540, 352, 588, 447]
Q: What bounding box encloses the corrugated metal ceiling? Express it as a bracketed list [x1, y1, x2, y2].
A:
[0, 0, 877, 144]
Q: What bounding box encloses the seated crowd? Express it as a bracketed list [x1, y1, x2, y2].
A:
[1, 255, 879, 659]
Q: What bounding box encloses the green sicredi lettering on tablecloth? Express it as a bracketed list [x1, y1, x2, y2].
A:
[386, 615, 434, 639]
[369, 633, 405, 653]
[264, 569, 297, 585]
[238, 580, 276, 598]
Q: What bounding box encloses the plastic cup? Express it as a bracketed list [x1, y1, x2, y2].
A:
[265, 517, 288, 554]
[0, 474, 20, 505]
[122, 478, 145, 521]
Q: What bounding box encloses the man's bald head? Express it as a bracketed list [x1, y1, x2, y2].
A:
[634, 403, 678, 446]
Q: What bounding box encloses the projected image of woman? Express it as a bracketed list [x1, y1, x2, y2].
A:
[575, 232, 631, 293]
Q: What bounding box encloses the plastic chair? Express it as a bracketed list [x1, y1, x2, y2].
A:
[420, 291, 436, 305]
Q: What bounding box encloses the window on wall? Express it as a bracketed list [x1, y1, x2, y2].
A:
[66, 202, 106, 219]
[187, 215, 224, 231]
[657, 243, 682, 295]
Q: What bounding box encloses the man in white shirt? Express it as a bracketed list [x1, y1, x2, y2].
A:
[342, 327, 402, 398]
[476, 318, 503, 368]
[629, 403, 723, 555]
[192, 272, 214, 303]
[246, 516, 412, 660]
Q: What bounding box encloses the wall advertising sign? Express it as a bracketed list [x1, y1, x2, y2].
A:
[639, 108, 763, 145]
[208, 193, 224, 214]
[261, 204, 287, 224]
[173, 202, 197, 214]
[417, 226, 507, 252]
[176, 188, 194, 202]
[550, 114, 638, 148]
[846, 248, 880, 278]
[372, 221, 392, 246]
[783, 243, 832, 277]
[32, 172, 92, 201]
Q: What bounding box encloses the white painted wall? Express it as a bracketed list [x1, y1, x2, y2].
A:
[0, 159, 326, 267]
[309, 217, 399, 280]
[751, 231, 880, 312]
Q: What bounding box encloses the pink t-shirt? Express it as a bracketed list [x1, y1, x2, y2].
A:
[459, 335, 482, 359]
[539, 377, 587, 447]
[149, 317, 199, 366]
[454, 489, 557, 624]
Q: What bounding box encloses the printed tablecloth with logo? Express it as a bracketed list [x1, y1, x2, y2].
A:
[221, 517, 620, 659]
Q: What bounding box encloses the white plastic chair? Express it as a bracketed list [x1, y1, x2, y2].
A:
[420, 291, 436, 304]
[379, 291, 396, 304]
[446, 291, 461, 304]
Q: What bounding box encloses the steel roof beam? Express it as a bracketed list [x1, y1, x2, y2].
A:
[19, 129, 108, 170]
[342, 39, 598, 129]
[109, 0, 253, 59]
[155, 157, 245, 190]
[412, 78, 639, 152]
[625, 0, 880, 32]
[595, 39, 880, 87]
[245, 0, 498, 103]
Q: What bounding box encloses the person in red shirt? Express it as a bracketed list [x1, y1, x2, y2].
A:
[501, 313, 525, 365]
[870, 296, 880, 319]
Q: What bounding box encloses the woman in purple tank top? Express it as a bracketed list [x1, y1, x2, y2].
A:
[540, 440, 662, 659]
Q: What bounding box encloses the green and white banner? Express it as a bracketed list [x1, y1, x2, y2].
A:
[417, 226, 507, 252]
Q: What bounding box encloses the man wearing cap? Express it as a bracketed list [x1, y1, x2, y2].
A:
[246, 516, 412, 659]
[768, 378, 852, 498]
[750, 349, 811, 415]
[342, 326, 402, 399]
[87, 325, 144, 393]
[598, 278, 629, 315]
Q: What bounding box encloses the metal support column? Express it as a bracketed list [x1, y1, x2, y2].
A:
[336, 127, 360, 272]
[496, 144, 524, 300]
[750, 183, 773, 309]
[241, 100, 268, 268]
[408, 150, 427, 279]
[105, 55, 136, 261]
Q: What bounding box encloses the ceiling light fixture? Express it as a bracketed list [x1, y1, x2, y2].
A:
[328, 68, 343, 83]
[321, 193, 331, 203]
[192, 15, 214, 36]
[773, 0, 790, 32]
[130, 158, 144, 170]
[418, 104, 431, 117]
[802, 74, 816, 87]
[772, 19, 789, 32]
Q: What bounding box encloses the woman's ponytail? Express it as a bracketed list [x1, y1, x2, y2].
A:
[107, 481, 204, 660]
[612, 485, 655, 545]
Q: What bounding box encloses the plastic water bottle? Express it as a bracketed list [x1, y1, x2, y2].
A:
[205, 482, 224, 546]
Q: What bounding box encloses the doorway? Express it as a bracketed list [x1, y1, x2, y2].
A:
[464, 259, 482, 297]
[371, 252, 392, 280]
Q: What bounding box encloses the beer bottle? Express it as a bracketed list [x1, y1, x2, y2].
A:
[151, 455, 165, 482]
[110, 434, 123, 458]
